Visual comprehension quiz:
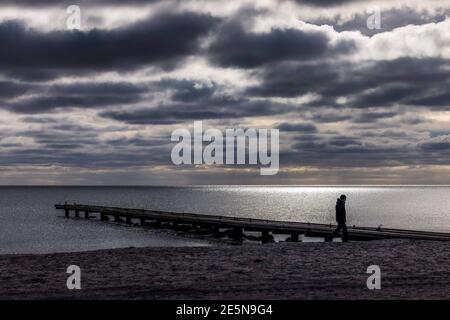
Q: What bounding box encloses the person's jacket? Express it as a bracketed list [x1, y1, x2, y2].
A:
[335, 198, 346, 223]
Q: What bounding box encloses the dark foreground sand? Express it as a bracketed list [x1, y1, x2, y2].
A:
[1, 239, 449, 299]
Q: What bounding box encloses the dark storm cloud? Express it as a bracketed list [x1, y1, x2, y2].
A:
[352, 110, 398, 123]
[0, 0, 162, 7]
[276, 122, 317, 133]
[420, 136, 450, 152]
[291, 0, 363, 7]
[250, 57, 449, 98]
[20, 116, 59, 124]
[283, 131, 421, 168]
[4, 70, 66, 82]
[305, 110, 353, 123]
[4, 82, 149, 113]
[105, 136, 171, 148]
[8, 94, 140, 114]
[349, 85, 423, 109]
[357, 129, 412, 139]
[0, 146, 171, 168]
[4, 77, 235, 115]
[7, 118, 441, 171]
[2, 0, 450, 185]
[4, 123, 172, 168]
[5, 78, 221, 115]
[309, 7, 450, 36]
[51, 82, 149, 96]
[0, 81, 35, 98]
[100, 98, 295, 124]
[289, 137, 386, 166]
[48, 124, 96, 132]
[407, 92, 450, 108]
[208, 21, 355, 68]
[18, 129, 98, 145]
[156, 78, 218, 102]
[399, 115, 426, 125]
[346, 59, 450, 110]
[277, 124, 450, 169]
[97, 77, 298, 124]
[7, 126, 172, 168]
[1, 0, 366, 8]
[246, 57, 450, 112]
[0, 12, 219, 80]
[246, 62, 339, 97]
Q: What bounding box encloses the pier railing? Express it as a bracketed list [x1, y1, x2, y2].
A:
[55, 203, 450, 242]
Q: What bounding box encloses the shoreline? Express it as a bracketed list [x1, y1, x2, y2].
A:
[1, 239, 450, 299]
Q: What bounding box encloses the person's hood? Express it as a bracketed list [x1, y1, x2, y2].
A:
[336, 198, 344, 205]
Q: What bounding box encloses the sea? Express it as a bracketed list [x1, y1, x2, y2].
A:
[1, 186, 449, 254]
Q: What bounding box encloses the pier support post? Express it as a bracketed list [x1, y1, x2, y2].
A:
[140, 218, 146, 226]
[84, 211, 89, 219]
[75, 210, 79, 218]
[126, 216, 132, 225]
[262, 231, 270, 244]
[305, 229, 311, 237]
[290, 232, 300, 242]
[65, 209, 69, 217]
[101, 213, 108, 221]
[232, 227, 244, 240]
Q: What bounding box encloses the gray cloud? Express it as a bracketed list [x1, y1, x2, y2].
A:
[208, 21, 355, 69]
[0, 81, 35, 98]
[0, 12, 219, 81]
[246, 58, 450, 112]
[5, 82, 150, 113]
[420, 135, 450, 152]
[292, 0, 363, 7]
[352, 111, 398, 123]
[98, 78, 297, 124]
[276, 122, 318, 133]
[100, 99, 295, 124]
[309, 6, 450, 36]
[1, 1, 450, 184]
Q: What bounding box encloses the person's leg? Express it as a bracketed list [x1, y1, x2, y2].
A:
[342, 223, 349, 242]
[329, 223, 342, 240]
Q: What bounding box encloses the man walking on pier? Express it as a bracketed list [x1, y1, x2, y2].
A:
[328, 195, 349, 242]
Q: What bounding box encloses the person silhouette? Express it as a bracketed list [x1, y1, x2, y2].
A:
[327, 194, 349, 242]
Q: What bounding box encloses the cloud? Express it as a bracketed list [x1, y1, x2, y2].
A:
[292, 0, 363, 7]
[97, 77, 297, 124]
[100, 99, 295, 124]
[5, 82, 150, 113]
[246, 57, 450, 112]
[208, 21, 355, 68]
[309, 6, 450, 36]
[276, 122, 318, 133]
[352, 111, 398, 123]
[420, 135, 450, 152]
[0, 0, 163, 7]
[0, 12, 219, 81]
[155, 78, 218, 102]
[407, 92, 450, 108]
[0, 81, 35, 98]
[1, 0, 450, 184]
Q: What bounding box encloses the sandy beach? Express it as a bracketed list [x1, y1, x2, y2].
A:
[1, 239, 449, 299]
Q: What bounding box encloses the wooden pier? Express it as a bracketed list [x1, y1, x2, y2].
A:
[55, 203, 450, 242]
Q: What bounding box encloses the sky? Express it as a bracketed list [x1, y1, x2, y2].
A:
[1, 0, 450, 185]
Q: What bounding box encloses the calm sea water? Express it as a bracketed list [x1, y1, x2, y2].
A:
[1, 186, 450, 254]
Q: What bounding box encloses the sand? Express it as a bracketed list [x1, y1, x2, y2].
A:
[0, 239, 449, 299]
